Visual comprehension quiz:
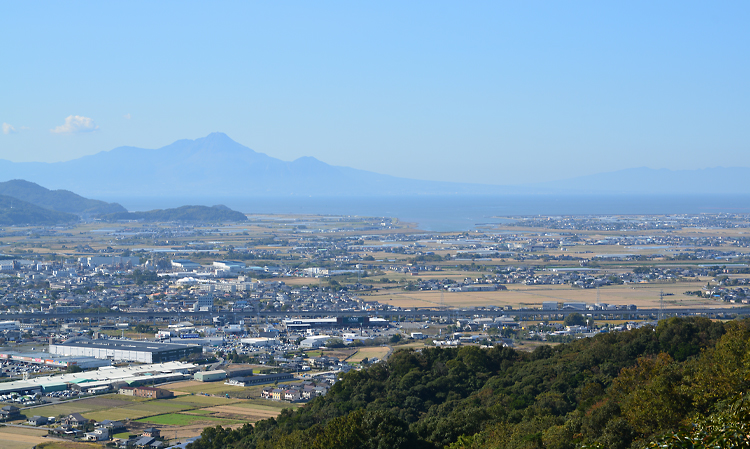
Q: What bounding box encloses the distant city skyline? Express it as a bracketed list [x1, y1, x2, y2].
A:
[2, 1, 748, 185]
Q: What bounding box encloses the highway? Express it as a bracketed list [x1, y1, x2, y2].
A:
[8, 306, 750, 323]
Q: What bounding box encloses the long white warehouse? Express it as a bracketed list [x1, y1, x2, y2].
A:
[49, 338, 203, 363]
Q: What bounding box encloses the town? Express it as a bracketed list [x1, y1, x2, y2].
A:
[0, 212, 749, 447]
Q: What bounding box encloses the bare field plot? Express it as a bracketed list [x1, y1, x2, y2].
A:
[316, 348, 357, 360]
[164, 394, 242, 407]
[348, 346, 390, 363]
[372, 282, 732, 310]
[36, 442, 104, 449]
[0, 426, 50, 449]
[200, 404, 285, 421]
[234, 398, 301, 410]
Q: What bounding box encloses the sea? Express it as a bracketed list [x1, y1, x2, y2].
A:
[108, 194, 750, 232]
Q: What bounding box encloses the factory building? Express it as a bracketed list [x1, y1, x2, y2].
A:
[0, 321, 20, 331]
[49, 338, 202, 364]
[282, 317, 389, 331]
[171, 259, 202, 271]
[0, 352, 110, 369]
[79, 256, 141, 267]
[194, 370, 226, 382]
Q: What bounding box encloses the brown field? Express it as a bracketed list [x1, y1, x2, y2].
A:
[371, 281, 731, 310]
[347, 346, 391, 363]
[35, 442, 104, 449]
[316, 348, 358, 360]
[0, 426, 51, 449]
[200, 404, 284, 421]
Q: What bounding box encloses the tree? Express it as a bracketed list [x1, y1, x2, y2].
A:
[564, 313, 586, 327]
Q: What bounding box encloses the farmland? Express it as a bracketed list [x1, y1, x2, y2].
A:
[16, 386, 300, 444]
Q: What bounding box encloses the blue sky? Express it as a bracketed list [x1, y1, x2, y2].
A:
[1, 1, 748, 185]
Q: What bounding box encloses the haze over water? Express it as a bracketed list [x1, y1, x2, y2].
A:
[110, 194, 750, 232]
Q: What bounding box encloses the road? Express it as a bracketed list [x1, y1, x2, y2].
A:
[8, 306, 750, 322]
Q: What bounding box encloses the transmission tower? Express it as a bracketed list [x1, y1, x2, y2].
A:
[659, 290, 664, 321]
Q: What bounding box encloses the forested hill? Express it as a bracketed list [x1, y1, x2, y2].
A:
[0, 194, 79, 225]
[101, 205, 247, 223]
[188, 317, 750, 449]
[0, 179, 126, 215]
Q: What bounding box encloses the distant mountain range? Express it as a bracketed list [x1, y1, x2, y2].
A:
[0, 194, 78, 226]
[1, 132, 749, 197]
[0, 179, 246, 225]
[0, 179, 125, 216]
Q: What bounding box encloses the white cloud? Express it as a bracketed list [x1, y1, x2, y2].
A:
[50, 115, 99, 134]
[123, 113, 131, 120]
[2, 123, 17, 135]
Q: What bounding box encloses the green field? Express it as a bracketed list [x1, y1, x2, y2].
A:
[135, 413, 240, 426]
[21, 391, 286, 431]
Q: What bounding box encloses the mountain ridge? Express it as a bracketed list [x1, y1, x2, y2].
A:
[0, 194, 79, 226]
[0, 179, 126, 215]
[1, 133, 749, 197]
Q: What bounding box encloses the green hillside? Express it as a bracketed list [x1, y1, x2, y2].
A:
[0, 194, 79, 225]
[187, 317, 750, 449]
[0, 179, 126, 215]
[102, 205, 247, 222]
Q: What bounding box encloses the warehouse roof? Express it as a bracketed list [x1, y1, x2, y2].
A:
[57, 338, 200, 353]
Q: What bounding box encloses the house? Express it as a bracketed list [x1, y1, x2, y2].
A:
[165, 436, 201, 449]
[134, 436, 156, 447]
[284, 389, 301, 402]
[99, 419, 126, 432]
[260, 387, 274, 399]
[142, 427, 161, 438]
[63, 413, 89, 428]
[132, 387, 174, 399]
[119, 386, 136, 396]
[27, 415, 48, 426]
[85, 427, 110, 441]
[0, 405, 21, 421]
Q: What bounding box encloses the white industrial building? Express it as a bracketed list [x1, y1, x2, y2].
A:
[240, 337, 280, 347]
[49, 338, 202, 363]
[171, 259, 202, 270]
[213, 260, 246, 272]
[0, 321, 20, 331]
[79, 256, 140, 267]
[300, 335, 334, 349]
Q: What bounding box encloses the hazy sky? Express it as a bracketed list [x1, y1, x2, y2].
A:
[1, 2, 748, 185]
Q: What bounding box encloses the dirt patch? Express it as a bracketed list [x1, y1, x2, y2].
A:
[0, 427, 49, 449]
[163, 380, 202, 390]
[0, 427, 49, 437]
[160, 422, 248, 440]
[203, 405, 282, 421]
